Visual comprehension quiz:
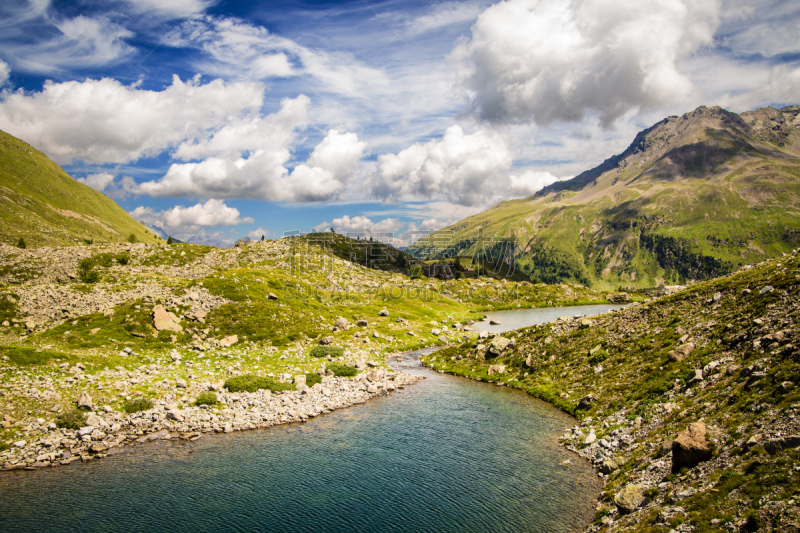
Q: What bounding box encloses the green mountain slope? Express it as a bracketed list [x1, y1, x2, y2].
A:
[409, 105, 800, 290]
[0, 130, 160, 247]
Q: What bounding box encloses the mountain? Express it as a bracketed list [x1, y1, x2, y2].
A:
[139, 223, 177, 242]
[0, 130, 160, 248]
[186, 232, 234, 248]
[408, 105, 800, 290]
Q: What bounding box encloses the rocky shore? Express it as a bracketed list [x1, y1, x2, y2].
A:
[423, 249, 800, 532]
[1, 369, 421, 471]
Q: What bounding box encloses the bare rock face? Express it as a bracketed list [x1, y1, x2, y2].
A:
[153, 305, 182, 332]
[668, 342, 695, 362]
[672, 421, 712, 473]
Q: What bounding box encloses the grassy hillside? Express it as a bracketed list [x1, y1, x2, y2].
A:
[423, 249, 800, 532]
[409, 105, 800, 290]
[0, 237, 611, 463]
[0, 130, 160, 247]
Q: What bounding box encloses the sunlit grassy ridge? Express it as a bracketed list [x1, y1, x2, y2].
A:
[0, 129, 160, 248]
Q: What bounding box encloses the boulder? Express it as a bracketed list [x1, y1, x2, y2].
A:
[294, 375, 306, 386]
[378, 309, 390, 316]
[615, 484, 645, 514]
[671, 421, 712, 472]
[668, 343, 695, 362]
[76, 392, 93, 410]
[488, 336, 511, 355]
[577, 395, 597, 410]
[267, 292, 278, 300]
[167, 409, 184, 422]
[764, 434, 800, 455]
[153, 305, 182, 332]
[319, 336, 334, 345]
[488, 365, 506, 375]
[601, 458, 619, 475]
[218, 335, 238, 347]
[686, 369, 704, 386]
[334, 317, 349, 330]
[356, 320, 368, 327]
[489, 320, 500, 325]
[579, 318, 594, 329]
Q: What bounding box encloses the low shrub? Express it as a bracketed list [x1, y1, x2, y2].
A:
[78, 258, 100, 284]
[56, 409, 87, 430]
[127, 233, 138, 243]
[117, 254, 129, 266]
[327, 363, 358, 377]
[305, 373, 322, 387]
[122, 397, 154, 413]
[195, 391, 217, 406]
[1, 346, 70, 366]
[309, 346, 344, 358]
[16, 237, 26, 249]
[224, 374, 294, 393]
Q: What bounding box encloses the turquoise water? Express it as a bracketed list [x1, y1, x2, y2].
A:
[0, 306, 613, 533]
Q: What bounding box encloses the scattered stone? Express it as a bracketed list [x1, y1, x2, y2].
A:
[319, 336, 334, 345]
[267, 292, 278, 300]
[378, 309, 389, 316]
[577, 395, 597, 410]
[488, 336, 511, 355]
[669, 343, 695, 362]
[334, 317, 349, 330]
[488, 365, 506, 375]
[671, 421, 712, 472]
[218, 335, 238, 347]
[153, 305, 182, 332]
[686, 369, 704, 386]
[579, 318, 594, 329]
[76, 392, 93, 410]
[615, 484, 645, 514]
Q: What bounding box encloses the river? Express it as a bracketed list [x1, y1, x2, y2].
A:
[0, 304, 621, 533]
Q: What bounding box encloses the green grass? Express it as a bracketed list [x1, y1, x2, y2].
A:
[327, 364, 358, 377]
[0, 129, 161, 248]
[224, 374, 294, 393]
[0, 345, 73, 365]
[194, 391, 217, 406]
[305, 373, 322, 387]
[309, 346, 344, 358]
[56, 410, 87, 429]
[121, 398, 154, 413]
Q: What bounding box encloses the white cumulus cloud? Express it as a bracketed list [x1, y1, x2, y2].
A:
[452, 0, 721, 126]
[129, 199, 253, 234]
[311, 215, 404, 235]
[372, 125, 513, 206]
[139, 127, 366, 202]
[76, 172, 115, 192]
[0, 74, 264, 164]
[508, 170, 565, 198]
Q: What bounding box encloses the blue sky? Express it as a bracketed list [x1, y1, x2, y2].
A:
[1, 0, 799, 246]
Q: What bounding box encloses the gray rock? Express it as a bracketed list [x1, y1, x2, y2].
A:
[319, 336, 334, 345]
[669, 343, 695, 362]
[615, 484, 645, 514]
[76, 392, 93, 410]
[334, 317, 349, 330]
[378, 309, 389, 316]
[685, 369, 704, 386]
[577, 395, 597, 410]
[488, 336, 511, 355]
[267, 292, 278, 300]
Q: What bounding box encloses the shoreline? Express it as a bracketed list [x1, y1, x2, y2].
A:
[1, 369, 422, 472]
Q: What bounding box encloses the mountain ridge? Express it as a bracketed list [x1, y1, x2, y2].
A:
[409, 104, 800, 290]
